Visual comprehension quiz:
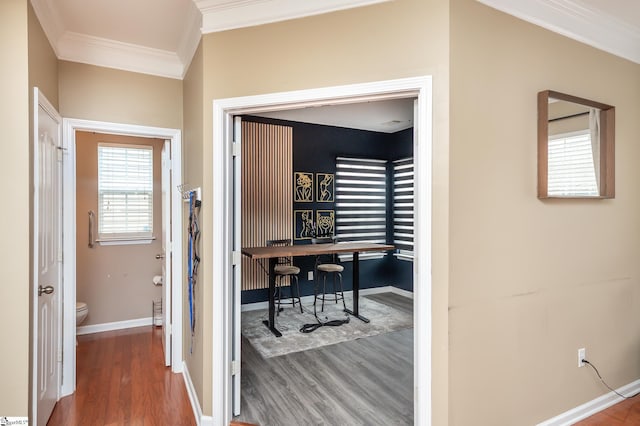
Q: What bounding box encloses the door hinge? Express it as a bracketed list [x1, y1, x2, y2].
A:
[167, 324, 172, 335]
[232, 251, 241, 266]
[232, 142, 241, 157]
[231, 360, 240, 376]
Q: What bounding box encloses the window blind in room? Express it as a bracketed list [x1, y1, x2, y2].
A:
[547, 131, 598, 197]
[393, 157, 414, 260]
[335, 156, 388, 261]
[97, 144, 153, 239]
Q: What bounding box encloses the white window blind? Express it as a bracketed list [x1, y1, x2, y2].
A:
[335, 156, 388, 261]
[98, 144, 154, 240]
[393, 157, 414, 260]
[548, 131, 598, 197]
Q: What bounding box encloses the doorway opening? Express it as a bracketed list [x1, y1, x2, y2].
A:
[212, 76, 433, 426]
[60, 119, 183, 398]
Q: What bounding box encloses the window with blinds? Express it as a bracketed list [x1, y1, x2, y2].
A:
[548, 131, 598, 197]
[335, 156, 388, 261]
[97, 144, 154, 240]
[393, 157, 414, 260]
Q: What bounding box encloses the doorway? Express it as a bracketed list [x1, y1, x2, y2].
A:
[60, 119, 184, 398]
[212, 76, 433, 426]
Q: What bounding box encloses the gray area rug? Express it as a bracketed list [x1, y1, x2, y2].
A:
[241, 295, 413, 359]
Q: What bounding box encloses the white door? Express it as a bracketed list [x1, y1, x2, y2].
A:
[232, 116, 242, 416]
[161, 140, 172, 366]
[33, 88, 62, 425]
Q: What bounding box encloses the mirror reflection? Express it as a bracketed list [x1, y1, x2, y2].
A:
[538, 90, 615, 199]
[547, 99, 598, 196]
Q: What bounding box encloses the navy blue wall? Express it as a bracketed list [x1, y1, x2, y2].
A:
[241, 115, 413, 304]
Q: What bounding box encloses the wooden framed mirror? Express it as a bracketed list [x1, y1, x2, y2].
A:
[538, 90, 615, 199]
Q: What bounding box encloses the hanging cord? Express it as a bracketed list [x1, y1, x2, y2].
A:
[583, 359, 640, 399]
[190, 197, 201, 336]
[188, 192, 194, 353]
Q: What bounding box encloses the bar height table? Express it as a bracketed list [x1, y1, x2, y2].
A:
[242, 242, 394, 337]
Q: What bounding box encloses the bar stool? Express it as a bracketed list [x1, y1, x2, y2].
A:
[266, 239, 302, 315]
[312, 236, 346, 314]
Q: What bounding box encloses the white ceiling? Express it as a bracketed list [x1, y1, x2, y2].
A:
[29, 0, 640, 132]
[253, 98, 416, 133]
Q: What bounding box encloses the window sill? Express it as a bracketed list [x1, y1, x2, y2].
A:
[97, 236, 156, 246]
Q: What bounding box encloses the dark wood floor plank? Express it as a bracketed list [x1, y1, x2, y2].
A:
[47, 326, 195, 426]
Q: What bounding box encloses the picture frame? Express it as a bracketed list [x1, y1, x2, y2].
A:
[316, 173, 334, 202]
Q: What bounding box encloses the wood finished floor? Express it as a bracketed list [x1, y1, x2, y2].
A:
[235, 292, 414, 426]
[47, 326, 195, 426]
[574, 396, 640, 425]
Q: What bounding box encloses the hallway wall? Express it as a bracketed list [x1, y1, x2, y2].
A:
[0, 0, 30, 416]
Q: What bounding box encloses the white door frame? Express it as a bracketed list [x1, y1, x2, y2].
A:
[60, 118, 184, 397]
[212, 76, 433, 426]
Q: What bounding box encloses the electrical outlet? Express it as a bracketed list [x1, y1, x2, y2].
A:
[578, 348, 586, 367]
[308, 271, 313, 281]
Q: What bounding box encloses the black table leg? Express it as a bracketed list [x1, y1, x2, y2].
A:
[262, 257, 282, 337]
[344, 251, 369, 323]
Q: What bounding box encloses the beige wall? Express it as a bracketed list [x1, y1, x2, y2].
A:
[0, 0, 30, 417]
[450, 0, 640, 424]
[182, 41, 205, 406]
[75, 132, 164, 326]
[58, 61, 183, 129]
[28, 3, 58, 108]
[195, 0, 450, 419]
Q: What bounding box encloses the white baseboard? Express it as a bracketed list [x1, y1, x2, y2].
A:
[537, 378, 640, 425]
[183, 361, 214, 426]
[76, 317, 153, 335]
[240, 285, 413, 312]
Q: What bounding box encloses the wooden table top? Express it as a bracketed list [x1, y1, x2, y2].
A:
[241, 242, 394, 259]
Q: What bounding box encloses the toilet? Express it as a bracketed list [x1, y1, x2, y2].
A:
[76, 302, 89, 326]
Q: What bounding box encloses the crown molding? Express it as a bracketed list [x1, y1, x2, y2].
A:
[177, 3, 204, 78]
[56, 32, 184, 79]
[30, 0, 64, 55]
[30, 0, 200, 79]
[476, 0, 640, 64]
[195, 0, 391, 34]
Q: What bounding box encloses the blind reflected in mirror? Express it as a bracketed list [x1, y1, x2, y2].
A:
[538, 90, 615, 199]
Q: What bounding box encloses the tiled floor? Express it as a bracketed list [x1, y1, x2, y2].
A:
[575, 396, 640, 425]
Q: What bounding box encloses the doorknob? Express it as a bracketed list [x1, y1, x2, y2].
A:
[38, 285, 54, 296]
[155, 253, 165, 259]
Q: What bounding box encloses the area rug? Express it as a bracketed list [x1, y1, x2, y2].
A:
[241, 295, 413, 359]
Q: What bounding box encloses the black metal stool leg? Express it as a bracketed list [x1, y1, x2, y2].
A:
[321, 273, 327, 312]
[295, 276, 302, 313]
[338, 272, 346, 310]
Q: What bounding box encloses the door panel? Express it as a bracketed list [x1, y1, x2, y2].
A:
[34, 88, 62, 426]
[161, 140, 172, 366]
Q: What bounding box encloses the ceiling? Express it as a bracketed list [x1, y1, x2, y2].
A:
[29, 0, 640, 132]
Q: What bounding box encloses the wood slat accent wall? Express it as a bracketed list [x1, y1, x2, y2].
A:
[241, 121, 293, 290]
